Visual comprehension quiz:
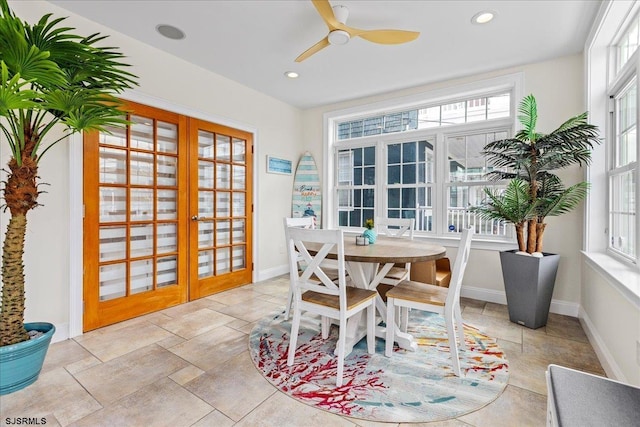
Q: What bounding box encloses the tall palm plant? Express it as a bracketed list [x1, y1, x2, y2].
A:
[0, 0, 137, 346]
[472, 94, 600, 253]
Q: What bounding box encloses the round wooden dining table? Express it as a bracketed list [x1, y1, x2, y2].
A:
[308, 235, 446, 354]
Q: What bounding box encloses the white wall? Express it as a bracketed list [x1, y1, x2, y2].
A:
[300, 54, 588, 314]
[1, 1, 302, 340]
[581, 260, 640, 385]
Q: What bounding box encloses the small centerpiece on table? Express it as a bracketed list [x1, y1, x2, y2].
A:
[362, 219, 377, 244]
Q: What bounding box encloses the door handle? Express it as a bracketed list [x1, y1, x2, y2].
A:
[191, 215, 200, 221]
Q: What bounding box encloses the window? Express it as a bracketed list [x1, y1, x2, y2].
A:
[446, 131, 509, 236]
[327, 78, 520, 240]
[607, 7, 640, 263]
[609, 78, 638, 260]
[386, 140, 434, 231]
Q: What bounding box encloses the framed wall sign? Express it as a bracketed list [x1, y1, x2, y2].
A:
[266, 155, 292, 175]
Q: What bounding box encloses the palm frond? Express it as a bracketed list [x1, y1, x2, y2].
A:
[470, 179, 536, 225]
[517, 94, 538, 142]
[537, 182, 590, 218]
[0, 0, 138, 160]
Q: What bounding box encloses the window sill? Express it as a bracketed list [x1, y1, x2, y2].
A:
[582, 251, 640, 308]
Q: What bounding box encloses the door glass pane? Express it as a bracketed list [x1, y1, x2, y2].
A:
[198, 191, 215, 217]
[130, 188, 154, 221]
[130, 151, 154, 186]
[100, 187, 127, 222]
[232, 246, 245, 269]
[130, 224, 154, 258]
[233, 165, 245, 189]
[130, 115, 154, 151]
[232, 138, 245, 162]
[157, 121, 178, 154]
[198, 221, 214, 248]
[99, 226, 126, 262]
[130, 259, 153, 294]
[157, 223, 177, 254]
[99, 122, 127, 147]
[232, 219, 245, 243]
[216, 247, 231, 274]
[198, 250, 214, 278]
[157, 155, 177, 186]
[216, 134, 231, 161]
[198, 161, 214, 189]
[99, 263, 126, 301]
[216, 220, 231, 245]
[217, 164, 230, 189]
[99, 147, 126, 184]
[216, 192, 230, 217]
[157, 190, 177, 220]
[232, 192, 245, 216]
[198, 130, 214, 159]
[157, 256, 177, 287]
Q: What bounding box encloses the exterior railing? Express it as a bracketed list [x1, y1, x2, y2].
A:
[416, 207, 508, 237]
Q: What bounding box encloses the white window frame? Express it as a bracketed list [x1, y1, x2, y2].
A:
[323, 73, 524, 248]
[585, 0, 640, 307]
[605, 5, 640, 265]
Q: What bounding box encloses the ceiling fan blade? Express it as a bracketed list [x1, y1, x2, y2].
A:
[295, 37, 331, 62]
[312, 0, 339, 30]
[356, 29, 420, 45]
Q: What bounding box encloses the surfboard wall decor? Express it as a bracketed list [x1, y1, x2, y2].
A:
[292, 152, 322, 228]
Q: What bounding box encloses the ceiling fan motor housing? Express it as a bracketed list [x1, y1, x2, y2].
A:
[328, 29, 350, 45]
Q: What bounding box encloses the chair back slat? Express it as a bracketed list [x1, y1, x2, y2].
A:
[375, 217, 415, 239]
[286, 227, 347, 305]
[283, 216, 315, 229]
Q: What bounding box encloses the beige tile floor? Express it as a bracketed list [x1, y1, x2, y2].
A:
[0, 275, 605, 427]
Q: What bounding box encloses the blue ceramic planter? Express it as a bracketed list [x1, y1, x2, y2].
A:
[0, 322, 55, 395]
[363, 229, 377, 244]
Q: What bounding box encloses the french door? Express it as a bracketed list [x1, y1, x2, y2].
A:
[83, 101, 253, 331]
[188, 119, 253, 299]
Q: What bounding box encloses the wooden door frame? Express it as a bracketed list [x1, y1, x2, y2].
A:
[69, 92, 259, 338]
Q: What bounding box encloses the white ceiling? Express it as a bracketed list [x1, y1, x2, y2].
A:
[50, 0, 601, 109]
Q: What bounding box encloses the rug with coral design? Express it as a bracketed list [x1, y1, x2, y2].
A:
[249, 310, 509, 423]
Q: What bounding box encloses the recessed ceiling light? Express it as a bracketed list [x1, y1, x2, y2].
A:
[284, 71, 299, 79]
[156, 24, 185, 40]
[472, 11, 495, 25]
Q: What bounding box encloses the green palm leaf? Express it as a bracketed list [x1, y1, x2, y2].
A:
[471, 179, 536, 225]
[517, 94, 538, 142]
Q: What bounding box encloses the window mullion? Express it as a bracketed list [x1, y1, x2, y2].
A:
[435, 132, 447, 235]
[377, 141, 385, 223]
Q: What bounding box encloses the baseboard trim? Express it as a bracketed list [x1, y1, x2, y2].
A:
[578, 307, 628, 383]
[460, 285, 580, 317]
[257, 265, 288, 282]
[50, 321, 69, 344]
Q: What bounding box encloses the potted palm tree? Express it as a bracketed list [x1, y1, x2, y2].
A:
[0, 0, 137, 394]
[472, 94, 600, 328]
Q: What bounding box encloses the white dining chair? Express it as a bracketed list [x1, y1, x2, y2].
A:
[283, 217, 340, 319]
[375, 217, 415, 329]
[375, 217, 415, 286]
[285, 227, 377, 387]
[385, 227, 473, 377]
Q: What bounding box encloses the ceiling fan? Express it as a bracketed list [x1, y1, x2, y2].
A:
[295, 0, 420, 62]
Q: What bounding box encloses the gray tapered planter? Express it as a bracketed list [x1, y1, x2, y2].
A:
[500, 250, 560, 329]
